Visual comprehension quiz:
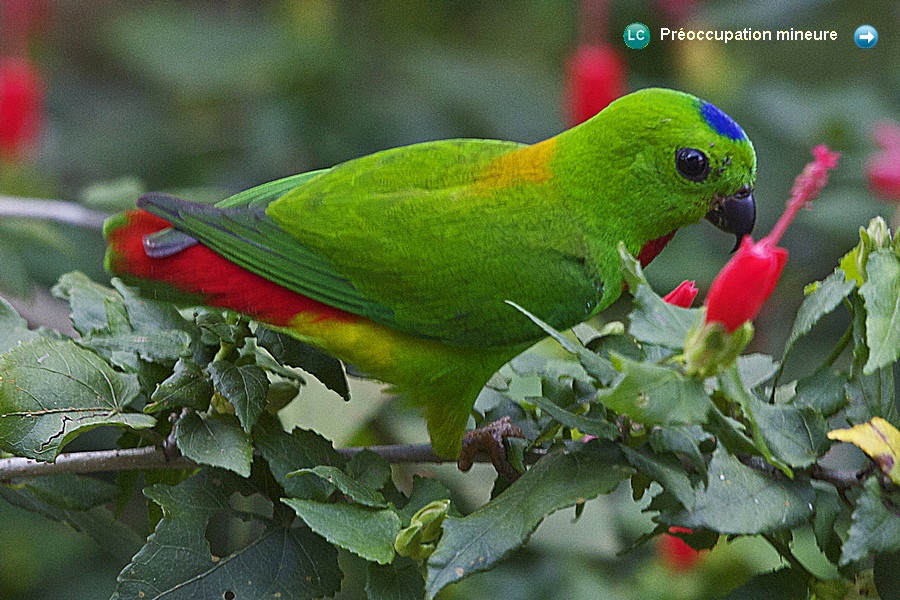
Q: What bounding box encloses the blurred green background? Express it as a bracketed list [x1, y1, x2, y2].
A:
[0, 0, 898, 598]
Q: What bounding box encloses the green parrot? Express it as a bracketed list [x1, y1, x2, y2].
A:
[104, 88, 756, 459]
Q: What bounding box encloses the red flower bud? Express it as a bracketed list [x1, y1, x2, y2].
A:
[658, 527, 703, 572]
[0, 56, 43, 160]
[663, 280, 699, 308]
[704, 145, 840, 332]
[866, 121, 900, 201]
[565, 44, 627, 126]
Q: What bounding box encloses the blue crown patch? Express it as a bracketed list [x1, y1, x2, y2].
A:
[700, 102, 745, 141]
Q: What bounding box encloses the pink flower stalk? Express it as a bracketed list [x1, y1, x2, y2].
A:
[866, 121, 900, 201]
[0, 56, 44, 160]
[565, 43, 627, 126]
[704, 145, 841, 332]
[663, 280, 699, 308]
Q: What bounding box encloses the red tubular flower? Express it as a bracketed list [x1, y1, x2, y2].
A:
[663, 280, 699, 308]
[565, 43, 627, 126]
[866, 121, 900, 201]
[0, 56, 44, 160]
[704, 145, 841, 332]
[658, 527, 702, 572]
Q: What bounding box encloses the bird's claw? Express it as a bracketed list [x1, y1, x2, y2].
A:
[457, 416, 525, 482]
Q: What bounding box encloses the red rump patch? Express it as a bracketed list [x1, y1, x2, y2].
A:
[107, 210, 354, 327]
[637, 230, 677, 267]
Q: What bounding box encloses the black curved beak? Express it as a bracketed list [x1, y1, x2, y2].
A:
[705, 185, 755, 251]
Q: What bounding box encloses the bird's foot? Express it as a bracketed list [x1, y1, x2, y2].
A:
[457, 416, 525, 482]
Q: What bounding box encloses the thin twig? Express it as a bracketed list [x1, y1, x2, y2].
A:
[0, 443, 474, 480]
[0, 196, 110, 229]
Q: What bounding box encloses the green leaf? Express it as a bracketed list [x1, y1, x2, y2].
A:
[792, 367, 847, 417]
[289, 465, 387, 508]
[750, 401, 829, 468]
[425, 442, 631, 597]
[113, 471, 342, 600]
[628, 284, 700, 349]
[256, 327, 350, 401]
[174, 412, 252, 477]
[78, 329, 192, 367]
[648, 425, 711, 476]
[283, 498, 400, 564]
[0, 297, 40, 353]
[0, 482, 144, 564]
[811, 483, 842, 564]
[736, 353, 780, 390]
[366, 560, 426, 600]
[52, 272, 123, 335]
[722, 568, 808, 600]
[598, 354, 713, 426]
[841, 476, 900, 565]
[18, 474, 117, 511]
[209, 360, 269, 432]
[529, 395, 618, 440]
[145, 357, 213, 414]
[400, 476, 453, 524]
[668, 447, 814, 534]
[860, 250, 900, 374]
[848, 295, 898, 424]
[0, 338, 154, 460]
[618, 241, 648, 291]
[253, 413, 344, 501]
[347, 449, 393, 492]
[620, 445, 695, 510]
[874, 551, 900, 600]
[111, 278, 195, 337]
[783, 269, 855, 359]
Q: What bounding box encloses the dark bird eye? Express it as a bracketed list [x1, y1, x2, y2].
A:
[675, 148, 710, 182]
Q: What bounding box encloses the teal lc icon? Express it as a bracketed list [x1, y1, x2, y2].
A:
[854, 25, 878, 48]
[624, 23, 650, 50]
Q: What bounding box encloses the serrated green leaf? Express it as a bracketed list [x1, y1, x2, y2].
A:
[750, 401, 829, 468]
[289, 465, 387, 508]
[366, 560, 426, 600]
[256, 327, 349, 401]
[736, 354, 779, 390]
[860, 250, 900, 374]
[618, 242, 648, 291]
[425, 442, 631, 597]
[598, 354, 713, 426]
[253, 413, 344, 501]
[841, 476, 900, 564]
[145, 357, 213, 414]
[52, 271, 123, 335]
[174, 412, 252, 477]
[347, 449, 392, 492]
[667, 447, 815, 534]
[648, 425, 711, 476]
[78, 329, 192, 367]
[209, 360, 269, 432]
[0, 297, 40, 353]
[628, 284, 701, 349]
[283, 498, 400, 564]
[792, 367, 847, 417]
[784, 269, 855, 359]
[811, 482, 843, 564]
[848, 295, 898, 423]
[111, 278, 194, 336]
[620, 445, 695, 509]
[722, 568, 808, 600]
[0, 338, 153, 460]
[113, 472, 341, 600]
[529, 395, 618, 440]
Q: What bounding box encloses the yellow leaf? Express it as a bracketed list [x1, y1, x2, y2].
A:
[828, 417, 900, 485]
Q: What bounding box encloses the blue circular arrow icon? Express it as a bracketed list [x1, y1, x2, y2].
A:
[854, 25, 878, 49]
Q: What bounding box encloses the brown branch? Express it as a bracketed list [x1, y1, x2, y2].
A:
[0, 196, 110, 229]
[0, 443, 471, 481]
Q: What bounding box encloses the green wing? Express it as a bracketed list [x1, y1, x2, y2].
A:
[141, 138, 599, 347]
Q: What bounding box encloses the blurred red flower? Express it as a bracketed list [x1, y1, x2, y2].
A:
[662, 280, 699, 308]
[565, 44, 627, 126]
[0, 56, 43, 160]
[866, 121, 900, 201]
[705, 145, 840, 332]
[658, 526, 703, 572]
